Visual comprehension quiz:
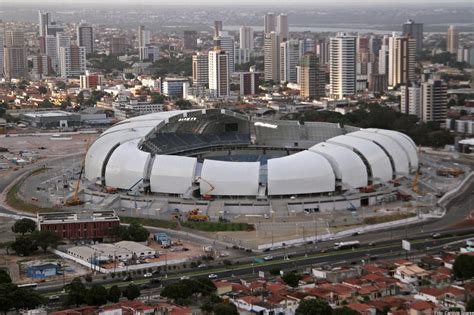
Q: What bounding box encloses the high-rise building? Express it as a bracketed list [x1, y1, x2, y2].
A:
[302, 38, 316, 54]
[45, 35, 58, 72]
[400, 84, 421, 116]
[369, 74, 388, 93]
[38, 11, 50, 37]
[447, 25, 459, 54]
[183, 31, 198, 50]
[44, 32, 70, 74]
[3, 30, 28, 80]
[264, 13, 276, 34]
[236, 48, 251, 65]
[329, 33, 356, 99]
[378, 35, 390, 75]
[279, 39, 303, 83]
[402, 20, 423, 54]
[138, 25, 150, 48]
[239, 26, 254, 51]
[208, 48, 229, 98]
[214, 21, 222, 37]
[421, 79, 447, 123]
[46, 22, 64, 37]
[457, 46, 474, 66]
[300, 53, 325, 100]
[59, 45, 86, 78]
[80, 71, 104, 89]
[240, 67, 260, 96]
[277, 14, 289, 41]
[214, 35, 235, 73]
[32, 54, 52, 79]
[192, 52, 209, 86]
[77, 21, 94, 54]
[264, 32, 280, 82]
[316, 39, 329, 65]
[388, 35, 416, 87]
[139, 45, 160, 62]
[0, 30, 4, 77]
[110, 36, 127, 55]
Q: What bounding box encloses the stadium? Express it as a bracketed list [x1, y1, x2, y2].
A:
[84, 109, 418, 215]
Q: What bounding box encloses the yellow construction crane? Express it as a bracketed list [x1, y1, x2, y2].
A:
[66, 140, 90, 206]
[196, 176, 215, 200]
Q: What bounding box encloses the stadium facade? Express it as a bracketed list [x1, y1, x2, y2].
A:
[84, 109, 418, 212]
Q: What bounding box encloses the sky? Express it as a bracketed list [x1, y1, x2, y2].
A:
[5, 0, 473, 4]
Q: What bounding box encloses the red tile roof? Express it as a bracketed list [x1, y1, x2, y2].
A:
[410, 300, 435, 311]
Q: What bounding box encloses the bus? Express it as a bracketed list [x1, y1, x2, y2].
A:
[334, 241, 360, 250]
[17, 283, 38, 290]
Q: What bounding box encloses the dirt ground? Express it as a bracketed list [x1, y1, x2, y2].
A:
[100, 239, 205, 270]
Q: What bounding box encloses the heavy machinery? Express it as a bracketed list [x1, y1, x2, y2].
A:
[196, 176, 215, 200]
[103, 186, 118, 194]
[359, 185, 376, 193]
[65, 141, 89, 206]
[65, 163, 85, 206]
[436, 167, 464, 177]
[187, 208, 209, 222]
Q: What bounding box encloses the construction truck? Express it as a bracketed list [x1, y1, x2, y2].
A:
[103, 186, 118, 194]
[396, 191, 412, 201]
[436, 168, 464, 177]
[187, 208, 209, 222]
[359, 186, 376, 193]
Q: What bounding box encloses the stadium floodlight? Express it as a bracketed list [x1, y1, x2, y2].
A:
[254, 121, 278, 129]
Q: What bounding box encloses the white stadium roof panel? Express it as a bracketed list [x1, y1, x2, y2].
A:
[348, 131, 410, 176]
[150, 155, 197, 194]
[327, 135, 393, 182]
[85, 128, 151, 183]
[267, 150, 335, 195]
[200, 160, 260, 196]
[104, 140, 150, 189]
[363, 128, 418, 172]
[309, 142, 368, 188]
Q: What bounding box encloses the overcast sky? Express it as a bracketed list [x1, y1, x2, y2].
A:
[5, 0, 473, 4]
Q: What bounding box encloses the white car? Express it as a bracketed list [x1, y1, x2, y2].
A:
[263, 214, 269, 219]
[208, 274, 218, 279]
[144, 273, 152, 277]
[180, 275, 190, 280]
[263, 255, 273, 261]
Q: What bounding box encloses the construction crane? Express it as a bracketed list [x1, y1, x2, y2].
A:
[65, 141, 90, 206]
[412, 146, 422, 194]
[196, 176, 215, 200]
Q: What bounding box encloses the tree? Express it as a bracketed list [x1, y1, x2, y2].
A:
[38, 86, 48, 95]
[12, 218, 36, 235]
[296, 298, 333, 315]
[64, 277, 87, 307]
[56, 81, 67, 90]
[175, 99, 192, 110]
[0, 283, 16, 314]
[333, 306, 360, 315]
[124, 73, 135, 80]
[213, 302, 239, 315]
[86, 284, 108, 306]
[123, 283, 140, 301]
[40, 99, 54, 108]
[161, 282, 193, 301]
[453, 254, 474, 280]
[32, 230, 60, 253]
[467, 298, 474, 312]
[0, 271, 11, 284]
[108, 285, 121, 303]
[11, 287, 45, 311]
[269, 267, 281, 276]
[282, 272, 301, 288]
[151, 93, 165, 104]
[127, 222, 149, 242]
[200, 294, 222, 314]
[11, 236, 37, 256]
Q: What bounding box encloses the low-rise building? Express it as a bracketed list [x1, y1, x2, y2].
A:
[114, 241, 155, 258]
[38, 210, 120, 241]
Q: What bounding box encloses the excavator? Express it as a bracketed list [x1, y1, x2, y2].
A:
[65, 140, 90, 206]
[187, 208, 209, 222]
[196, 176, 215, 200]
